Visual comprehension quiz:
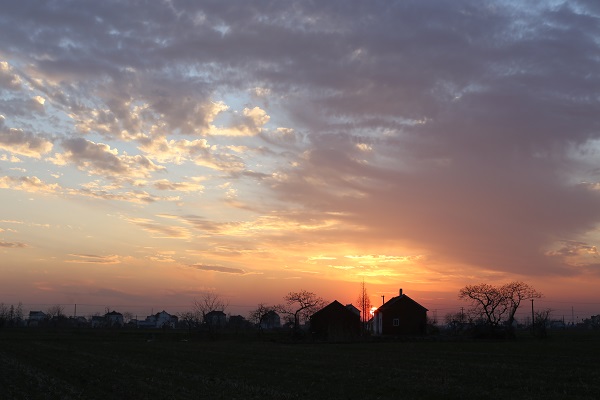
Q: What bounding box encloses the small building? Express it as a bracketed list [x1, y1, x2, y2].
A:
[310, 300, 361, 341]
[105, 311, 124, 327]
[138, 310, 178, 329]
[372, 289, 428, 336]
[28, 311, 47, 326]
[260, 310, 281, 330]
[204, 310, 227, 327]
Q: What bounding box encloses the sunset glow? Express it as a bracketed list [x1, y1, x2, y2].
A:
[1, 1, 599, 322]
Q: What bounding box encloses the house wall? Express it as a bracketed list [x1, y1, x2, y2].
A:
[379, 300, 427, 335]
[310, 302, 360, 341]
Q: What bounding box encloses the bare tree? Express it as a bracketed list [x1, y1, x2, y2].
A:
[533, 308, 552, 338]
[193, 291, 228, 323]
[459, 281, 543, 331]
[122, 311, 134, 324]
[249, 303, 277, 333]
[46, 304, 65, 319]
[502, 281, 542, 328]
[355, 280, 371, 332]
[178, 311, 201, 334]
[459, 283, 507, 327]
[277, 290, 325, 332]
[0, 303, 23, 327]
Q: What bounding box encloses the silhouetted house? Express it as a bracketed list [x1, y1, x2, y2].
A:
[260, 310, 281, 330]
[372, 289, 428, 336]
[204, 310, 227, 327]
[28, 311, 47, 326]
[310, 300, 361, 341]
[105, 311, 124, 327]
[138, 310, 178, 329]
[346, 304, 360, 317]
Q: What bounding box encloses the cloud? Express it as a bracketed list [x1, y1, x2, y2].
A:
[210, 106, 270, 137]
[0, 116, 53, 158]
[125, 217, 191, 239]
[0, 174, 174, 204]
[0, 241, 27, 248]
[190, 264, 246, 274]
[51, 138, 165, 179]
[0, 175, 60, 194]
[71, 187, 169, 204]
[153, 178, 204, 192]
[65, 254, 121, 264]
[0, 61, 22, 90]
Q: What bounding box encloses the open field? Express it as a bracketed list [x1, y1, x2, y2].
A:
[1, 329, 599, 399]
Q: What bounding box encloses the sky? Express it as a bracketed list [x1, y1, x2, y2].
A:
[1, 0, 599, 322]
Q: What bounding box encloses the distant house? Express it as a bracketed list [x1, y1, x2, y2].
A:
[310, 300, 361, 341]
[138, 310, 178, 329]
[105, 311, 124, 327]
[28, 311, 47, 326]
[372, 289, 428, 336]
[260, 310, 281, 330]
[204, 310, 227, 327]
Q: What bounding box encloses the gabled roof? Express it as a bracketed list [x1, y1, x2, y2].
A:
[345, 304, 360, 314]
[311, 300, 357, 319]
[376, 294, 428, 312]
[205, 310, 226, 317]
[264, 310, 279, 318]
[155, 310, 171, 317]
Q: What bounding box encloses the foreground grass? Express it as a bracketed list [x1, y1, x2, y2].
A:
[0, 329, 598, 399]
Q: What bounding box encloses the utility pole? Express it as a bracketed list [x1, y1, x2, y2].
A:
[531, 299, 535, 331]
[74, 303, 77, 318]
[381, 295, 385, 305]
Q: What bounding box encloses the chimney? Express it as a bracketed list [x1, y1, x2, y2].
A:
[399, 288, 403, 296]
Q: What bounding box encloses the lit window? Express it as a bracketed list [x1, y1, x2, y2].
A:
[393, 318, 399, 326]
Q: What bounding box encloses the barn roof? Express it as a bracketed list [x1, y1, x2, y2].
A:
[376, 294, 428, 312]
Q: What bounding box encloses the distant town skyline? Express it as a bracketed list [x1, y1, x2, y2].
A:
[1, 1, 600, 319]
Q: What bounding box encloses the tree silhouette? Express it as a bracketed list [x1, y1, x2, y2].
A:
[193, 291, 228, 322]
[249, 303, 277, 333]
[502, 281, 542, 328]
[355, 280, 371, 333]
[278, 290, 324, 333]
[459, 281, 542, 333]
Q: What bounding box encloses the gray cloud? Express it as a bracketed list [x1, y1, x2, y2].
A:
[0, 117, 53, 158]
[65, 254, 121, 264]
[0, 241, 27, 248]
[190, 264, 246, 274]
[54, 138, 165, 179]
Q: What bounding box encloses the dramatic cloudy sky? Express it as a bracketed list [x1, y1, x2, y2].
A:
[1, 0, 599, 320]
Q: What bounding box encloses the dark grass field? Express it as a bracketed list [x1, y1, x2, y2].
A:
[1, 329, 599, 400]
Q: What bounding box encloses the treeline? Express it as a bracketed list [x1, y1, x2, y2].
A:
[0, 302, 24, 327]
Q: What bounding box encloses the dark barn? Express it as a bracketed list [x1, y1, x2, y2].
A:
[373, 289, 428, 336]
[310, 300, 361, 341]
